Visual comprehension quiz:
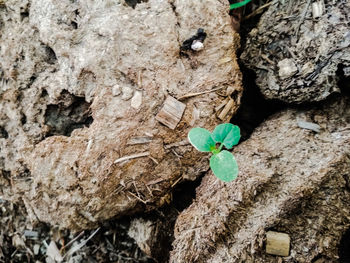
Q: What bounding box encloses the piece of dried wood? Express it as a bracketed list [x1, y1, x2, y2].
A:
[177, 86, 226, 100]
[156, 96, 186, 129]
[243, 1, 273, 21]
[266, 231, 290, 257]
[164, 139, 189, 150]
[218, 98, 234, 120]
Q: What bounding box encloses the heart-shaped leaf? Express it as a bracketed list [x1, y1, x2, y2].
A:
[211, 123, 240, 149]
[210, 150, 238, 182]
[188, 127, 216, 152]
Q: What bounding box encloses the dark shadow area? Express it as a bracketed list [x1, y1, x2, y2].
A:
[339, 227, 350, 263]
[0, 126, 8, 139]
[337, 64, 350, 96]
[44, 45, 57, 65]
[125, 0, 148, 8]
[44, 91, 93, 137]
[227, 1, 286, 141]
[231, 63, 285, 141]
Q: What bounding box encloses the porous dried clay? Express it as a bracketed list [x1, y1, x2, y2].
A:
[241, 1, 350, 103]
[0, 0, 242, 230]
[171, 97, 350, 262]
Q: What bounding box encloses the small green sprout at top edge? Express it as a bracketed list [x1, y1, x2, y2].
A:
[230, 0, 252, 10]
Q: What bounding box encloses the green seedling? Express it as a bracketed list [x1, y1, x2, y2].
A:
[188, 123, 240, 182]
[229, 0, 252, 10]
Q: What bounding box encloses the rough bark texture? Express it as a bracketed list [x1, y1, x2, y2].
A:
[170, 96, 350, 263]
[0, 0, 242, 230]
[241, 0, 350, 103]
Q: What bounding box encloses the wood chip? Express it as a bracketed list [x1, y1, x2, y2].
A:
[164, 139, 189, 150]
[266, 231, 290, 257]
[156, 96, 186, 129]
[218, 98, 234, 120]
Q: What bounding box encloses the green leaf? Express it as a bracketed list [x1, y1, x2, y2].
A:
[188, 128, 216, 152]
[211, 123, 240, 149]
[230, 0, 252, 10]
[210, 150, 238, 182]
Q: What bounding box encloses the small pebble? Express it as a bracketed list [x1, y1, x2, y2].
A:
[312, 1, 323, 18]
[278, 58, 298, 79]
[131, 91, 142, 109]
[112, 85, 121, 96]
[297, 120, 321, 133]
[121, 86, 134, 101]
[34, 244, 40, 255]
[191, 40, 204, 51]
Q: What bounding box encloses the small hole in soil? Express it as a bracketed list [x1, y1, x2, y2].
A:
[45, 46, 57, 65]
[71, 9, 79, 29]
[20, 114, 27, 125]
[20, 11, 29, 20]
[71, 21, 78, 29]
[44, 91, 93, 137]
[0, 126, 8, 139]
[125, 0, 148, 8]
[339, 227, 350, 263]
[337, 64, 350, 96]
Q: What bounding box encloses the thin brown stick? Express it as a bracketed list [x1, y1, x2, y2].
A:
[177, 86, 226, 100]
[114, 151, 150, 164]
[127, 191, 149, 204]
[60, 231, 85, 252]
[243, 1, 273, 21]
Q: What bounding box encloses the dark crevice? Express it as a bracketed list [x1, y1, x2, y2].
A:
[20, 11, 29, 20]
[171, 174, 204, 211]
[20, 3, 30, 21]
[337, 64, 350, 96]
[231, 63, 286, 141]
[125, 0, 148, 8]
[71, 20, 78, 29]
[71, 9, 79, 29]
[343, 174, 350, 192]
[0, 126, 8, 139]
[20, 113, 27, 125]
[105, 173, 206, 263]
[44, 45, 57, 65]
[339, 227, 350, 263]
[44, 91, 93, 137]
[228, 1, 286, 141]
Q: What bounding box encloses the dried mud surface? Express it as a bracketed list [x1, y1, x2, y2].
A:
[171, 96, 350, 262]
[0, 0, 242, 230]
[241, 0, 350, 103]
